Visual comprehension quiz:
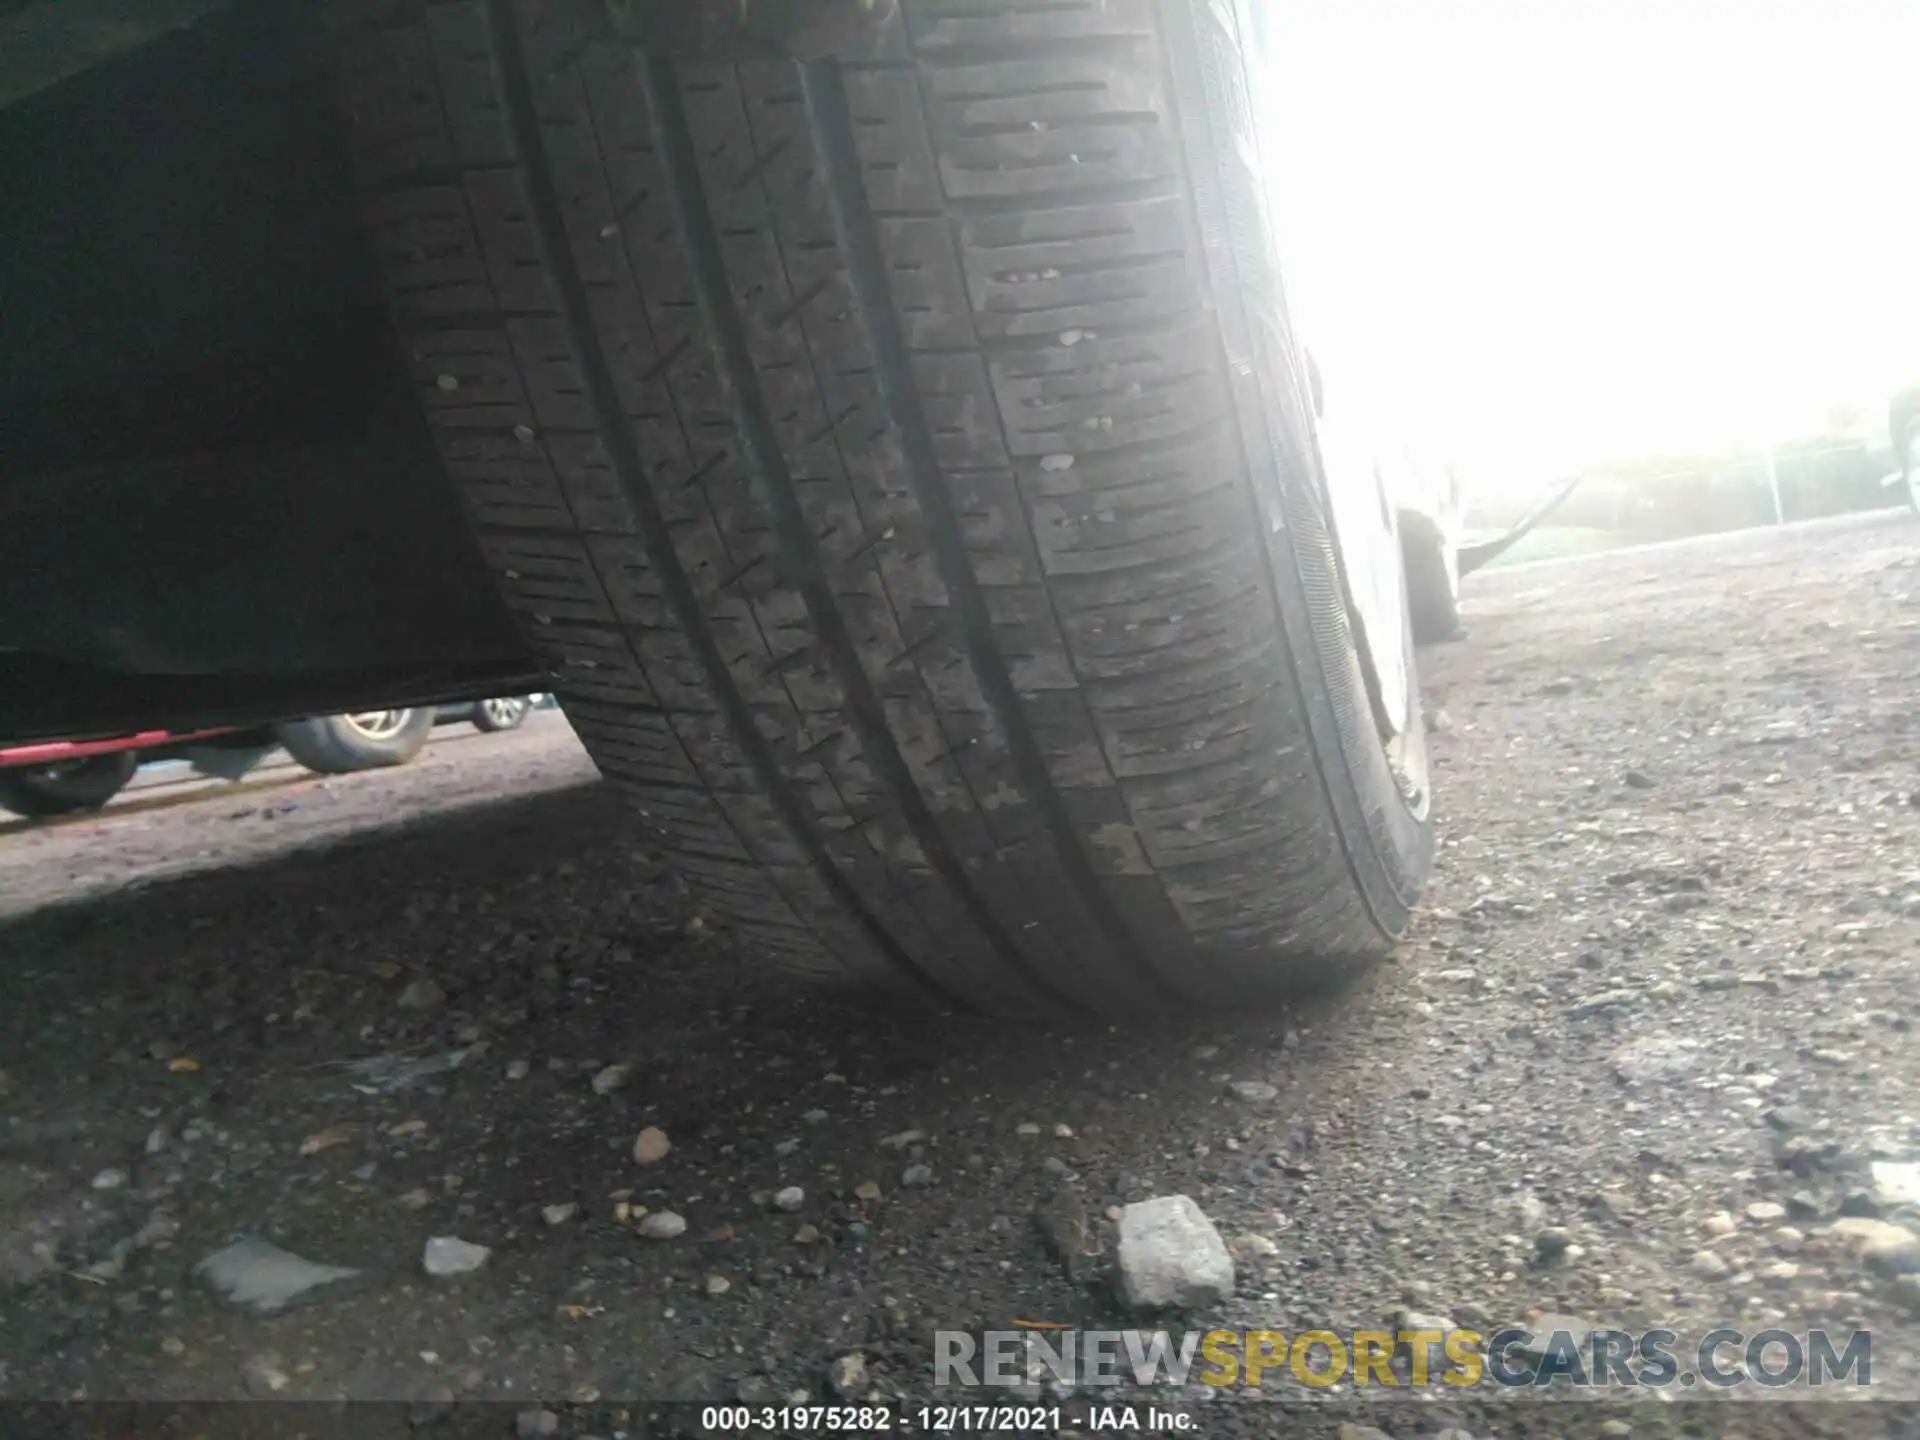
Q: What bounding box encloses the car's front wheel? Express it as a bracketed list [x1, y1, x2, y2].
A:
[274, 710, 435, 774]
[338, 0, 1434, 1013]
[0, 753, 138, 818]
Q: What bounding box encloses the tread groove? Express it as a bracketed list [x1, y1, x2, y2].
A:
[800, 58, 1178, 1004]
[644, 48, 1072, 1009]
[483, 0, 951, 1002]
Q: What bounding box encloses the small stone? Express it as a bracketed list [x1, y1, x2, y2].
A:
[773, 1186, 805, 1212]
[435, 374, 460, 392]
[541, 1203, 578, 1226]
[515, 1409, 559, 1439]
[591, 1063, 631, 1095]
[1226, 1080, 1277, 1105]
[1746, 1201, 1787, 1222]
[145, 1126, 170, 1155]
[1610, 1035, 1699, 1083]
[1116, 1195, 1234, 1311]
[1703, 1211, 1737, 1237]
[1599, 1422, 1633, 1438]
[1534, 1228, 1573, 1262]
[1058, 329, 1087, 346]
[160, 1336, 186, 1357]
[880, 1128, 926, 1149]
[1508, 1314, 1594, 1366]
[1570, 988, 1639, 1017]
[505, 1059, 530, 1080]
[773, 1138, 801, 1158]
[853, 1181, 882, 1203]
[1840, 1189, 1883, 1219]
[197, 1239, 363, 1314]
[91, 1168, 129, 1191]
[1787, 1191, 1822, 1219]
[242, 1352, 292, 1397]
[422, 1236, 490, 1278]
[1039, 453, 1074, 472]
[802, 1108, 828, 1124]
[1053, 1123, 1075, 1139]
[1831, 1217, 1920, 1276]
[396, 978, 446, 1012]
[1691, 1249, 1730, 1279]
[633, 1127, 672, 1165]
[1016, 1123, 1041, 1137]
[637, 1210, 687, 1240]
[1773, 1225, 1805, 1253]
[830, 1353, 867, 1398]
[397, 1188, 432, 1211]
[901, 1164, 934, 1188]
[794, 1223, 822, 1244]
[1622, 769, 1656, 789]
[704, 1274, 732, 1296]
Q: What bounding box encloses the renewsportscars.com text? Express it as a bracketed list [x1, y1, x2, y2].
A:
[934, 1326, 1872, 1390]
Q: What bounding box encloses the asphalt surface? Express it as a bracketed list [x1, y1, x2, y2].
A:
[4, 513, 1920, 1439]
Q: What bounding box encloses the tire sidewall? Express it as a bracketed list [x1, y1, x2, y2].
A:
[274, 709, 434, 773]
[0, 752, 138, 817]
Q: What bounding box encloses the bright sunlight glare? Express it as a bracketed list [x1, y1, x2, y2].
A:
[1254, 0, 1918, 494]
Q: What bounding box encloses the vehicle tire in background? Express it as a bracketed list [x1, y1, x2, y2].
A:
[1400, 513, 1463, 645]
[336, 0, 1434, 1013]
[274, 709, 434, 774]
[0, 752, 138, 818]
[472, 696, 532, 732]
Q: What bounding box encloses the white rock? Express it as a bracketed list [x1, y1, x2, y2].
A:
[91, 1168, 128, 1191]
[1225, 1080, 1277, 1105]
[591, 1063, 631, 1095]
[830, 1352, 867, 1398]
[1746, 1201, 1787, 1223]
[1039, 454, 1074, 472]
[774, 1186, 805, 1212]
[196, 1238, 362, 1314]
[637, 1210, 687, 1240]
[423, 1236, 490, 1277]
[542, 1203, 578, 1226]
[1116, 1195, 1234, 1311]
[633, 1126, 671, 1164]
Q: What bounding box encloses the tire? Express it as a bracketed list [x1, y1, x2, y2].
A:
[0, 752, 138, 817]
[472, 695, 532, 732]
[336, 0, 1434, 1012]
[1400, 513, 1462, 645]
[273, 709, 435, 774]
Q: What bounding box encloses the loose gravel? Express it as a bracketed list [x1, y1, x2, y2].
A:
[2, 514, 1919, 1439]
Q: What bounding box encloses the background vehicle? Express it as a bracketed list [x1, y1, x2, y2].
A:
[1890, 386, 1920, 512]
[1, 0, 1456, 1009]
[0, 697, 546, 816]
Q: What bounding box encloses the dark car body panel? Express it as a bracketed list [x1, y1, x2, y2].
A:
[0, 0, 539, 740]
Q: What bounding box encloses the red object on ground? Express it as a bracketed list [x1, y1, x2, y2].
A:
[0, 728, 236, 769]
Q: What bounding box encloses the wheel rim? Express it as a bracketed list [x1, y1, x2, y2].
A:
[481, 698, 527, 727]
[341, 710, 412, 741]
[1324, 458, 1416, 733]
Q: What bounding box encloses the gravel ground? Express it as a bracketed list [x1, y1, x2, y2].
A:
[3, 513, 1920, 1439]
